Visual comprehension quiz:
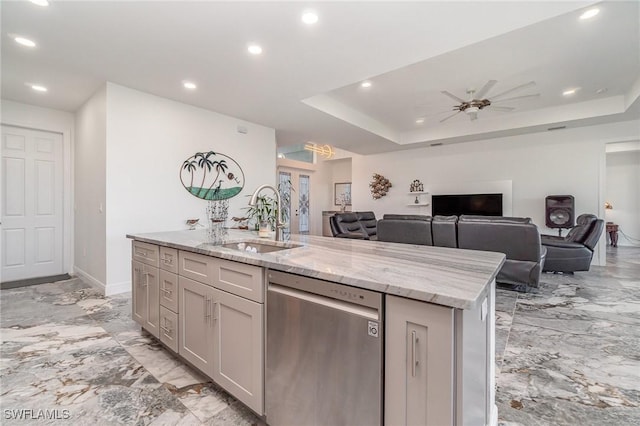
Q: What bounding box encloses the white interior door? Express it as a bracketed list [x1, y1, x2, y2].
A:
[1, 126, 64, 282]
[278, 169, 311, 235]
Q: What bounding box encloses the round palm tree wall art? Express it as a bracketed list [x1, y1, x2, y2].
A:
[180, 151, 245, 201]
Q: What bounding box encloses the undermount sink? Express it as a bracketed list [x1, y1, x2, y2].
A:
[219, 240, 302, 254]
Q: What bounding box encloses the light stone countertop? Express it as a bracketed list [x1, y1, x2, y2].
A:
[126, 229, 505, 310]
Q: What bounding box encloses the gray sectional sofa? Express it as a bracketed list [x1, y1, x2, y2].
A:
[377, 214, 547, 289]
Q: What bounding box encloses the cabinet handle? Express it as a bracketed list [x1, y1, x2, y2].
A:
[161, 325, 172, 335]
[411, 330, 419, 377]
[205, 296, 212, 322]
[163, 256, 173, 265]
[161, 287, 172, 295]
[213, 301, 219, 321]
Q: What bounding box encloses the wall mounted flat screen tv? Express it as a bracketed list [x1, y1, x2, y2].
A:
[432, 193, 503, 217]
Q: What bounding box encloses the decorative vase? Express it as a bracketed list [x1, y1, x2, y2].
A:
[258, 221, 270, 238]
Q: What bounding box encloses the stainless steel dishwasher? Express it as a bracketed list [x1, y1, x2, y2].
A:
[266, 270, 383, 426]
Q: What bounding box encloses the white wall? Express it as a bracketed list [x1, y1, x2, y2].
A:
[606, 149, 640, 246]
[1, 99, 75, 277]
[105, 83, 276, 293]
[74, 86, 108, 286]
[351, 120, 640, 266]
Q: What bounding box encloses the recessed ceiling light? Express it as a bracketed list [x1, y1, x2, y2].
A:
[596, 88, 608, 94]
[415, 118, 425, 124]
[183, 81, 197, 90]
[14, 36, 36, 47]
[361, 81, 372, 88]
[31, 84, 47, 92]
[579, 8, 599, 20]
[562, 88, 579, 96]
[30, 0, 49, 6]
[302, 11, 319, 25]
[248, 44, 262, 55]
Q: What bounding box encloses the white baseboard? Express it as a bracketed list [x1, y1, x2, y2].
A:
[490, 404, 498, 426]
[73, 266, 106, 294]
[72, 267, 130, 296]
[105, 280, 131, 296]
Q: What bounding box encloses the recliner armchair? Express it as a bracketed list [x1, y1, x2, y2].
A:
[329, 211, 378, 240]
[330, 213, 368, 239]
[541, 213, 604, 273]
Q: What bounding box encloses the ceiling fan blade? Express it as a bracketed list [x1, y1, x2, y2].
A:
[490, 81, 536, 100]
[441, 90, 466, 104]
[488, 106, 515, 111]
[474, 80, 497, 99]
[439, 111, 461, 123]
[492, 93, 540, 103]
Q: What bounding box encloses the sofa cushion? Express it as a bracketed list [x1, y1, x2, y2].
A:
[459, 215, 532, 224]
[432, 215, 458, 248]
[458, 216, 542, 263]
[333, 213, 367, 239]
[377, 216, 432, 245]
[356, 211, 378, 239]
[566, 214, 597, 243]
[383, 214, 431, 221]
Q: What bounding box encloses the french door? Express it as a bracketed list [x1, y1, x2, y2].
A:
[1, 125, 64, 282]
[278, 169, 311, 235]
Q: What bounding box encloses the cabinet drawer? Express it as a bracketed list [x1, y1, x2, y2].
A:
[214, 258, 264, 303]
[179, 251, 216, 285]
[159, 306, 179, 353]
[160, 247, 178, 273]
[160, 270, 179, 312]
[132, 241, 159, 268]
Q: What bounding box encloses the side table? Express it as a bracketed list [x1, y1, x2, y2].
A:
[606, 223, 619, 247]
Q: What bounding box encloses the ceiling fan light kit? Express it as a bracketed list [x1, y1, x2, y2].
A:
[439, 80, 540, 123]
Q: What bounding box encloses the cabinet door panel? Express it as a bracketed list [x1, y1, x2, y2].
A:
[132, 241, 159, 267]
[213, 288, 264, 415]
[160, 306, 179, 353]
[159, 270, 178, 312]
[385, 295, 455, 426]
[179, 251, 215, 285]
[160, 246, 178, 273]
[143, 264, 160, 339]
[179, 276, 214, 377]
[214, 259, 263, 303]
[131, 260, 145, 326]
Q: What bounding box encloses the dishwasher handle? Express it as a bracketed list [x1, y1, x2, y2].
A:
[268, 283, 380, 321]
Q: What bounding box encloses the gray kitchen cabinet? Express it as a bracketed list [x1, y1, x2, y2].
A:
[160, 246, 178, 274]
[178, 276, 215, 377]
[385, 295, 455, 426]
[159, 269, 178, 313]
[212, 258, 264, 303]
[159, 305, 179, 353]
[212, 288, 264, 414]
[131, 259, 160, 339]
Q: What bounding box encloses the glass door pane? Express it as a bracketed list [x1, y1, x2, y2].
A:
[298, 175, 310, 233]
[278, 171, 292, 234]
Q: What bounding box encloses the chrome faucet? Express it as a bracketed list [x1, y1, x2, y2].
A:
[248, 184, 287, 241]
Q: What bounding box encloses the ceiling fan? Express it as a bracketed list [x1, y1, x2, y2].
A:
[440, 80, 540, 122]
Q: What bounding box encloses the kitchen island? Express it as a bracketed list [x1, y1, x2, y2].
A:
[127, 229, 504, 426]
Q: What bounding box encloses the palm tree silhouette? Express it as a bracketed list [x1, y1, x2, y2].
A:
[182, 159, 197, 190]
[196, 151, 215, 197]
[205, 159, 229, 199]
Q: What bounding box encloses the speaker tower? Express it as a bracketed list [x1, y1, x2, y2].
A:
[545, 195, 575, 229]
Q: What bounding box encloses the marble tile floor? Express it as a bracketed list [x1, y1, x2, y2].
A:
[1, 245, 638, 425]
[496, 246, 640, 425]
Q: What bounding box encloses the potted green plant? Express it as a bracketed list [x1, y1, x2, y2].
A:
[243, 181, 293, 237]
[244, 194, 277, 237]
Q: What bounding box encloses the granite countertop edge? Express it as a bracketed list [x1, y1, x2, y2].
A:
[127, 230, 505, 310]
